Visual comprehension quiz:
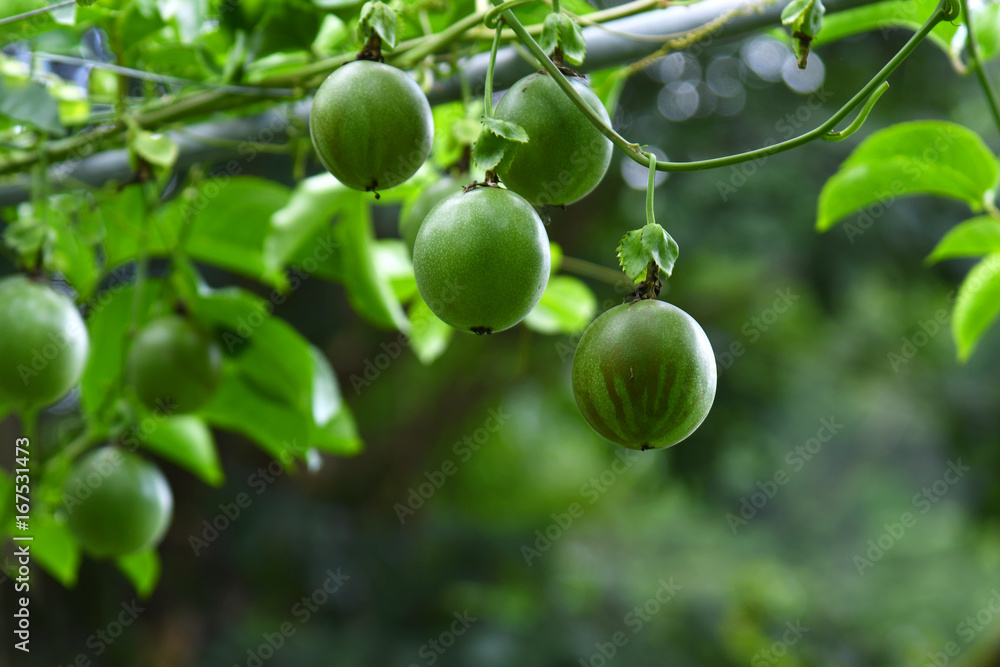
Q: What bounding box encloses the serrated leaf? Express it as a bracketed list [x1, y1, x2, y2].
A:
[927, 216, 1000, 264]
[953, 253, 1000, 361]
[524, 276, 598, 335]
[817, 121, 999, 231]
[617, 223, 679, 283]
[782, 0, 824, 67]
[558, 14, 586, 65]
[482, 116, 528, 143]
[539, 12, 561, 54]
[358, 0, 396, 49]
[116, 549, 160, 598]
[473, 129, 507, 171]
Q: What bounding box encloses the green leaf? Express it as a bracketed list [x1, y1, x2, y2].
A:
[335, 193, 409, 331]
[97, 184, 182, 270]
[265, 173, 347, 277]
[0, 78, 63, 135]
[407, 294, 453, 365]
[817, 121, 999, 231]
[782, 0, 825, 67]
[557, 13, 586, 65]
[131, 130, 179, 169]
[27, 512, 81, 587]
[523, 276, 598, 335]
[538, 13, 586, 65]
[375, 239, 417, 302]
[472, 129, 507, 171]
[47, 195, 99, 299]
[116, 549, 160, 598]
[927, 216, 1000, 264]
[135, 414, 224, 486]
[201, 364, 311, 462]
[358, 0, 396, 49]
[952, 253, 1000, 361]
[813, 0, 953, 55]
[617, 223, 680, 283]
[312, 404, 363, 455]
[3, 203, 48, 264]
[482, 115, 529, 143]
[80, 280, 164, 421]
[184, 177, 292, 288]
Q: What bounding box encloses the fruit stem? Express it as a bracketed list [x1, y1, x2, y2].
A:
[497, 0, 952, 172]
[358, 33, 383, 62]
[964, 0, 1000, 137]
[484, 20, 505, 117]
[644, 150, 656, 227]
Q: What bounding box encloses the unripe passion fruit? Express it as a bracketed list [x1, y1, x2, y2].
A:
[0, 276, 89, 407]
[413, 187, 550, 334]
[494, 73, 613, 206]
[572, 300, 717, 450]
[126, 315, 222, 413]
[309, 60, 433, 192]
[64, 446, 173, 558]
[399, 176, 459, 254]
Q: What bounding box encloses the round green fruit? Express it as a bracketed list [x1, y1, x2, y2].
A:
[64, 446, 173, 558]
[494, 72, 613, 206]
[413, 186, 550, 334]
[0, 276, 89, 407]
[126, 315, 222, 413]
[399, 176, 459, 254]
[571, 300, 717, 450]
[310, 60, 433, 192]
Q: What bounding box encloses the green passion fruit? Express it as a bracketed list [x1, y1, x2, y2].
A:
[413, 186, 550, 334]
[0, 276, 89, 408]
[126, 315, 222, 413]
[64, 446, 173, 558]
[399, 176, 459, 254]
[309, 60, 433, 192]
[494, 72, 613, 207]
[571, 300, 717, 450]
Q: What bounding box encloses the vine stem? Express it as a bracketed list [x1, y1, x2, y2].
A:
[645, 150, 657, 226]
[485, 21, 505, 116]
[0, 0, 74, 26]
[963, 0, 1000, 137]
[496, 0, 954, 172]
[561, 255, 634, 285]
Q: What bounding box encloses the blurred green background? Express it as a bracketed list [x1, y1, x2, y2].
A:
[3, 3, 1000, 667]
